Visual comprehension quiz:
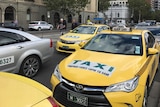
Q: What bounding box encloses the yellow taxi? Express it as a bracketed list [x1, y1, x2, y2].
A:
[51, 27, 160, 107]
[0, 72, 59, 107]
[56, 24, 110, 53]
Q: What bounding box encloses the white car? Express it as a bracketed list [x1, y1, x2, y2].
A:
[0, 28, 54, 77]
[28, 21, 53, 31]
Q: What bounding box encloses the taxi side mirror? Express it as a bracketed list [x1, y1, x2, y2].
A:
[96, 31, 100, 34]
[70, 30, 73, 32]
[148, 48, 159, 55]
[79, 42, 86, 47]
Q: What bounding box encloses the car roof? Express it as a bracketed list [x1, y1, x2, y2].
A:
[80, 24, 109, 27]
[30, 21, 46, 22]
[100, 29, 147, 36]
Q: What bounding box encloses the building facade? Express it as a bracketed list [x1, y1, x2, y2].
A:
[151, 0, 160, 10]
[0, 0, 98, 30]
[104, 0, 129, 24]
[50, 0, 98, 27]
[0, 0, 47, 29]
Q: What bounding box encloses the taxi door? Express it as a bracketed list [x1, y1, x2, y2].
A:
[144, 32, 159, 82]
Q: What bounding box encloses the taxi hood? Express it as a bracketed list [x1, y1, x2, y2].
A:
[60, 32, 94, 41]
[60, 49, 143, 86]
[0, 72, 52, 107]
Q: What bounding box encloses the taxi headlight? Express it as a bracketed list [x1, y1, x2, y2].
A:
[53, 65, 62, 82]
[75, 40, 88, 44]
[105, 76, 139, 92]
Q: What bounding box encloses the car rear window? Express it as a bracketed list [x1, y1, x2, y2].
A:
[0, 31, 30, 46]
[29, 22, 38, 24]
[72, 26, 97, 34]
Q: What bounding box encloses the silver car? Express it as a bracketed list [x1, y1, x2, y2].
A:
[0, 28, 54, 77]
[28, 21, 53, 31]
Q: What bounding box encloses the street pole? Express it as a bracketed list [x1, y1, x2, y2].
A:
[83, 8, 85, 24]
[138, 10, 141, 23]
[111, 3, 113, 22]
[16, 0, 18, 21]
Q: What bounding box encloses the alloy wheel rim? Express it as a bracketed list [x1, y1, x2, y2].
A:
[23, 57, 39, 77]
[143, 86, 148, 107]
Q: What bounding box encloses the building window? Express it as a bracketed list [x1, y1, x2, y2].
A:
[27, 9, 31, 21]
[5, 6, 14, 21]
[79, 15, 82, 23]
[41, 15, 45, 21]
[68, 14, 72, 23]
[117, 13, 120, 18]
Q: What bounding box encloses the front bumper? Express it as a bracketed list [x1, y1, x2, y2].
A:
[51, 76, 145, 107]
[56, 41, 81, 53]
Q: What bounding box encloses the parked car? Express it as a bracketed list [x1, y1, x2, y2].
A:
[28, 21, 53, 31]
[134, 22, 150, 29]
[56, 24, 110, 53]
[0, 72, 59, 107]
[2, 22, 24, 31]
[0, 28, 54, 77]
[51, 28, 160, 107]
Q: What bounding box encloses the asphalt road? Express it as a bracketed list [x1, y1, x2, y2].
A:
[29, 30, 160, 107]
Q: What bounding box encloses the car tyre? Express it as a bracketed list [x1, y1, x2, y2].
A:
[38, 27, 42, 31]
[50, 27, 53, 30]
[20, 55, 41, 78]
[19, 27, 23, 31]
[143, 84, 148, 107]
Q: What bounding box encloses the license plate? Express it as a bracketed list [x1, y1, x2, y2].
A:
[67, 92, 88, 106]
[62, 46, 69, 49]
[0, 56, 14, 66]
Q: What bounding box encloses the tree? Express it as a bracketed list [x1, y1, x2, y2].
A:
[98, 0, 110, 19]
[44, 0, 89, 16]
[128, 0, 151, 23]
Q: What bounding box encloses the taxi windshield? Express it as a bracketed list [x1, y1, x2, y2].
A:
[83, 34, 143, 55]
[71, 26, 97, 34]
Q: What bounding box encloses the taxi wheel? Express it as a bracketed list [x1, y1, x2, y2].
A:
[50, 27, 53, 30]
[20, 55, 41, 78]
[38, 27, 42, 31]
[143, 84, 148, 107]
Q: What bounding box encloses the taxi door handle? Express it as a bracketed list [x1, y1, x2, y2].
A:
[17, 46, 24, 49]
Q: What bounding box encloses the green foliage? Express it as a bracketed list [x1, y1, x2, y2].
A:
[128, 0, 152, 22]
[98, 0, 110, 19]
[98, 0, 110, 12]
[44, 0, 89, 15]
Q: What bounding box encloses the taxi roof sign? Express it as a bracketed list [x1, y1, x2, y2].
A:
[112, 26, 132, 32]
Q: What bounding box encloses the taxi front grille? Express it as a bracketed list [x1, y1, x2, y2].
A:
[60, 39, 75, 44]
[53, 83, 112, 107]
[59, 47, 75, 52]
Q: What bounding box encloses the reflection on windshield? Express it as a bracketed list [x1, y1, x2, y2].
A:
[83, 34, 142, 55]
[72, 26, 97, 34]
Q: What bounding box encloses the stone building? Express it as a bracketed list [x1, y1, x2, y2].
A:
[0, 0, 98, 30]
[151, 0, 160, 10]
[104, 0, 129, 24]
[49, 0, 98, 28]
[0, 0, 47, 29]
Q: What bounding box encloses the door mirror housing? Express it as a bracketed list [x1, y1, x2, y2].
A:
[148, 48, 159, 55]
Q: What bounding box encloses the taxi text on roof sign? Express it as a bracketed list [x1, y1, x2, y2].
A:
[68, 60, 115, 76]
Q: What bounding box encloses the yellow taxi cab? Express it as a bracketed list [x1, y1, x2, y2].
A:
[56, 24, 110, 53]
[51, 27, 160, 107]
[0, 72, 59, 107]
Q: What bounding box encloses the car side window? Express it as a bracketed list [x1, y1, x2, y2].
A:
[0, 31, 29, 46]
[97, 27, 104, 32]
[144, 32, 155, 48]
[103, 26, 110, 30]
[41, 21, 45, 25]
